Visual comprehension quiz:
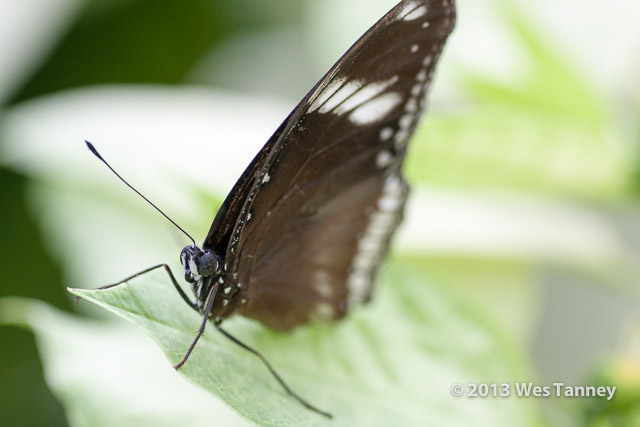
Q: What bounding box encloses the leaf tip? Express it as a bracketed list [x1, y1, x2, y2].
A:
[67, 287, 93, 304]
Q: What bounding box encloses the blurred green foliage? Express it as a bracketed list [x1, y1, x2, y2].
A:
[408, 2, 632, 199]
[582, 358, 640, 426]
[9, 0, 306, 105]
[0, 326, 68, 426]
[0, 169, 69, 310]
[0, 168, 69, 426]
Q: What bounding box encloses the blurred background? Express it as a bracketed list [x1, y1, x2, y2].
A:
[0, 0, 639, 425]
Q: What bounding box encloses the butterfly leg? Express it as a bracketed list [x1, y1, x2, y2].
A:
[214, 321, 333, 419]
[84, 263, 198, 311]
[174, 280, 219, 369]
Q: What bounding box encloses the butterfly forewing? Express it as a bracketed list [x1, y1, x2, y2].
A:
[203, 114, 294, 257]
[203, 0, 455, 329]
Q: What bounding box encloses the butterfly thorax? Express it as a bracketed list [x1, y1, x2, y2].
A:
[180, 245, 248, 319]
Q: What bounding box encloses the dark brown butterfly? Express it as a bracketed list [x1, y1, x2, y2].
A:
[87, 0, 455, 418]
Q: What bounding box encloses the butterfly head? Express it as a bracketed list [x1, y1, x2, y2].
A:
[180, 245, 223, 308]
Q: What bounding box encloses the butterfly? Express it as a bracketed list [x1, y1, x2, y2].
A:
[87, 0, 455, 418]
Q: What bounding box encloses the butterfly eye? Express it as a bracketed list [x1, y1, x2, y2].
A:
[197, 252, 218, 277]
[179, 247, 191, 268]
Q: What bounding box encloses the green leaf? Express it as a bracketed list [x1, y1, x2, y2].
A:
[62, 262, 541, 426]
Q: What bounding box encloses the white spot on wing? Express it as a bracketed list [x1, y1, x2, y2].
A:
[376, 150, 393, 168]
[314, 271, 334, 298]
[308, 76, 345, 113]
[377, 177, 405, 212]
[312, 303, 335, 321]
[319, 80, 364, 114]
[405, 97, 418, 114]
[348, 92, 403, 125]
[334, 76, 399, 116]
[403, 5, 427, 21]
[410, 44, 419, 53]
[262, 173, 270, 184]
[394, 128, 410, 149]
[396, 0, 420, 20]
[380, 127, 394, 141]
[399, 113, 413, 130]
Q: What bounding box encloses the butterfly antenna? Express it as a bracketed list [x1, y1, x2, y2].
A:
[85, 140, 196, 247]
